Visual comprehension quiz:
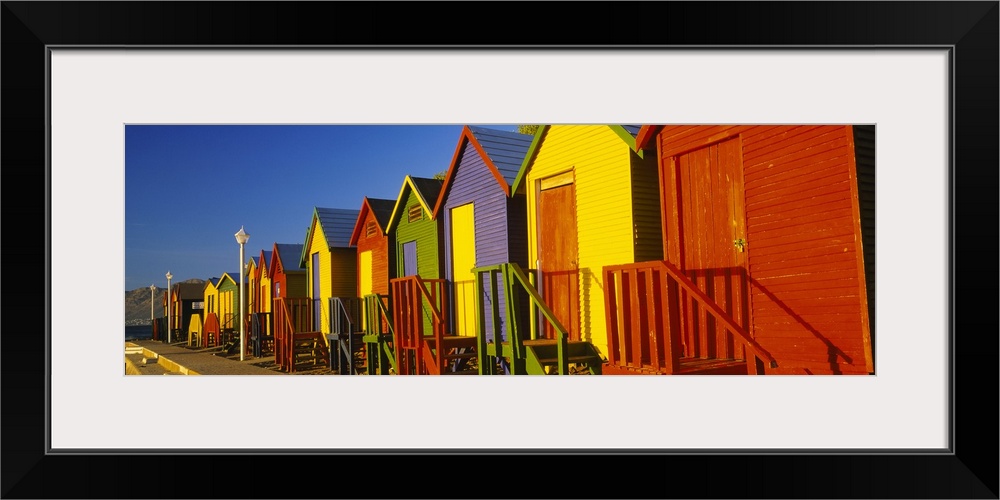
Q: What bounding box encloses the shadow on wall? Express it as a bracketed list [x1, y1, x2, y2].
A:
[580, 267, 606, 346]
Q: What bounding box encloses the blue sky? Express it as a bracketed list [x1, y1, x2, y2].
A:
[124, 124, 521, 291]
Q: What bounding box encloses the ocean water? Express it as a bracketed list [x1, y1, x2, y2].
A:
[125, 324, 153, 341]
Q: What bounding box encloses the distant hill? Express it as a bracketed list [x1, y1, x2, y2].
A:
[124, 278, 206, 326]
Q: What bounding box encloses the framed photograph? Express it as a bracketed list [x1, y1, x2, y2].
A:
[5, 2, 996, 498]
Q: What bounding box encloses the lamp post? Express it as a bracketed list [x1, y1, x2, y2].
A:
[166, 271, 173, 344]
[235, 226, 250, 361]
[149, 284, 156, 338]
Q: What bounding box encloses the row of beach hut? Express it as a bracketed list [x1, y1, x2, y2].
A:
[155, 124, 876, 375]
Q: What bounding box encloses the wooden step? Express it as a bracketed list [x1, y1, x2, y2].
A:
[675, 357, 749, 375]
[423, 335, 478, 350]
[441, 352, 478, 360]
[441, 368, 478, 375]
[533, 355, 603, 365]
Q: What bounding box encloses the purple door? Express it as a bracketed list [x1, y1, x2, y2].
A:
[402, 241, 417, 277]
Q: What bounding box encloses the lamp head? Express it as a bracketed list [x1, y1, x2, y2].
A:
[235, 225, 250, 245]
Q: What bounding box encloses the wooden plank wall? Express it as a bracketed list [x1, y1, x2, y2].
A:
[525, 125, 644, 357]
[356, 209, 390, 296]
[658, 125, 872, 374]
[441, 139, 516, 338]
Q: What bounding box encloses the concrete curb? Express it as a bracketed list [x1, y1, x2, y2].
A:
[140, 347, 200, 375]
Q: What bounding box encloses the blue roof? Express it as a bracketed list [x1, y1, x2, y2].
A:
[468, 125, 533, 186]
[258, 251, 272, 273]
[367, 198, 396, 230]
[314, 207, 360, 249]
[274, 243, 305, 271]
[621, 125, 641, 137]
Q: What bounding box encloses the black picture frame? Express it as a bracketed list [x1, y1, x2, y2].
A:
[3, 2, 997, 498]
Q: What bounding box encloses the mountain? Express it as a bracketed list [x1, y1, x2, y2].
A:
[124, 278, 206, 326]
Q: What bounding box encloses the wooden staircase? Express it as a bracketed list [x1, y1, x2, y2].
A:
[602, 260, 777, 375]
[329, 297, 367, 375]
[390, 276, 480, 375]
[361, 294, 396, 375]
[422, 336, 478, 375]
[474, 263, 604, 375]
[275, 297, 330, 373]
[289, 331, 329, 372]
[523, 339, 604, 375]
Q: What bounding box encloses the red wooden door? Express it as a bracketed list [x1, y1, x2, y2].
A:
[672, 136, 750, 360]
[538, 178, 580, 341]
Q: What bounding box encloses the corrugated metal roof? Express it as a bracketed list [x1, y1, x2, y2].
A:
[367, 198, 396, 230]
[408, 177, 443, 208]
[468, 125, 533, 186]
[274, 243, 305, 271]
[315, 207, 361, 248]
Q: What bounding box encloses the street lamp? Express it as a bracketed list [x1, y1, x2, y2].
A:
[166, 271, 173, 344]
[149, 284, 156, 338]
[235, 226, 250, 361]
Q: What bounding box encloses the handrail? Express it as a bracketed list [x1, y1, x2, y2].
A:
[274, 298, 294, 371]
[363, 293, 396, 374]
[330, 297, 361, 375]
[411, 277, 446, 325]
[604, 260, 778, 371]
[390, 276, 449, 374]
[653, 260, 776, 367]
[473, 263, 571, 374]
[413, 277, 446, 375]
[369, 294, 396, 337]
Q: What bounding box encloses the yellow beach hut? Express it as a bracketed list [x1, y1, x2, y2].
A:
[499, 124, 661, 373]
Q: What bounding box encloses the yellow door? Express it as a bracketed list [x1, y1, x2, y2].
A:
[359, 250, 373, 330]
[451, 203, 476, 336]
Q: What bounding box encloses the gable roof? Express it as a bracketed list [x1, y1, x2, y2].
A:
[204, 277, 222, 292]
[255, 250, 272, 280]
[432, 125, 533, 218]
[386, 175, 444, 234]
[634, 125, 661, 151]
[349, 197, 396, 246]
[245, 256, 259, 279]
[272, 242, 306, 276]
[510, 125, 647, 195]
[300, 206, 360, 266]
[217, 272, 240, 288]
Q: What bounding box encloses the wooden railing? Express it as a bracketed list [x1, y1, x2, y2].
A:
[329, 297, 363, 375]
[220, 312, 236, 344]
[603, 260, 776, 374]
[473, 263, 573, 375]
[362, 294, 395, 375]
[249, 312, 273, 357]
[390, 276, 448, 375]
[274, 297, 315, 372]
